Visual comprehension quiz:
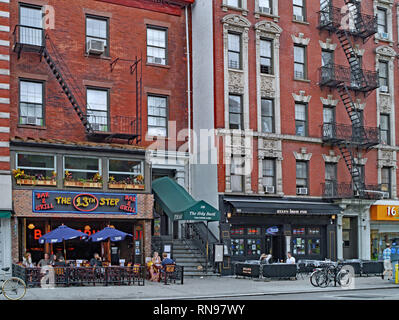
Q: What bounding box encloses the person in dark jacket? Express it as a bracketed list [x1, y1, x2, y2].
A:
[90, 253, 103, 267]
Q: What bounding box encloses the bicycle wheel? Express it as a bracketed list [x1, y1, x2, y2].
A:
[337, 270, 352, 287]
[310, 270, 320, 287]
[2, 277, 27, 300]
[316, 271, 329, 288]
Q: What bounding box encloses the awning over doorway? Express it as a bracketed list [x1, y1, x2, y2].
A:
[225, 197, 342, 216]
[152, 177, 220, 221]
[0, 211, 11, 218]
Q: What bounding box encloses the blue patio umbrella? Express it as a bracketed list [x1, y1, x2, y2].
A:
[87, 227, 132, 242]
[39, 224, 88, 259]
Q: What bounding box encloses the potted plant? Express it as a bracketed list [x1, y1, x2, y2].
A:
[64, 171, 103, 188]
[12, 169, 57, 186]
[108, 174, 145, 190]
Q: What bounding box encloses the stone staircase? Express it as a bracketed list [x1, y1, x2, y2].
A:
[171, 239, 217, 277]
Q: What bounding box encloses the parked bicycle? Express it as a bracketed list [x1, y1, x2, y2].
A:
[310, 263, 352, 288]
[0, 267, 27, 300]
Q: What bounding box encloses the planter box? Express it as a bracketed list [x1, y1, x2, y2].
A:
[64, 181, 103, 188]
[16, 179, 57, 186]
[108, 183, 145, 190]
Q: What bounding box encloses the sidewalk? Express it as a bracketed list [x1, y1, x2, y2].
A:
[8, 275, 399, 300]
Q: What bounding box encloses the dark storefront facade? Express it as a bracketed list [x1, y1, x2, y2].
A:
[218, 196, 341, 275]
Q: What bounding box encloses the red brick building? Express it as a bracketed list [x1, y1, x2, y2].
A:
[9, 0, 193, 264]
[191, 0, 399, 273]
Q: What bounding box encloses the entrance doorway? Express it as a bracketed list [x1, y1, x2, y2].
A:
[265, 234, 284, 263]
[343, 217, 358, 259]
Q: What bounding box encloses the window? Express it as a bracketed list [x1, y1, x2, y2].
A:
[294, 45, 306, 79]
[19, 80, 44, 126]
[354, 164, 365, 185]
[377, 8, 388, 37]
[325, 163, 337, 197]
[86, 88, 109, 132]
[292, 227, 321, 256]
[380, 114, 390, 145]
[320, 0, 331, 24]
[19, 4, 43, 46]
[108, 159, 143, 184]
[323, 106, 335, 138]
[296, 161, 308, 191]
[147, 95, 168, 137]
[229, 94, 243, 130]
[228, 33, 241, 70]
[147, 27, 167, 65]
[261, 98, 274, 133]
[259, 0, 272, 14]
[260, 39, 273, 74]
[262, 158, 275, 191]
[231, 238, 245, 256]
[293, 0, 306, 21]
[64, 156, 100, 181]
[86, 15, 109, 56]
[231, 156, 245, 192]
[379, 61, 389, 92]
[227, 0, 242, 8]
[381, 167, 391, 198]
[16, 153, 55, 179]
[295, 103, 307, 136]
[321, 50, 334, 67]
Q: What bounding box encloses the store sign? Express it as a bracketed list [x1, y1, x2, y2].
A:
[371, 205, 399, 221]
[266, 227, 279, 235]
[276, 209, 308, 214]
[32, 191, 138, 215]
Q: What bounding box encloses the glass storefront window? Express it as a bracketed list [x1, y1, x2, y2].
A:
[231, 238, 245, 256]
[231, 227, 244, 236]
[292, 237, 305, 255]
[308, 228, 320, 235]
[293, 227, 305, 235]
[64, 156, 100, 180]
[371, 230, 399, 260]
[108, 159, 143, 183]
[247, 239, 261, 256]
[247, 227, 261, 236]
[16, 153, 56, 179]
[308, 238, 321, 255]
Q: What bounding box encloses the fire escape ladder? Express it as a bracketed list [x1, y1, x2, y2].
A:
[41, 43, 93, 134]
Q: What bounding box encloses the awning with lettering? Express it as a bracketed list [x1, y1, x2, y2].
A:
[152, 177, 220, 221]
[0, 211, 11, 218]
[225, 198, 342, 216]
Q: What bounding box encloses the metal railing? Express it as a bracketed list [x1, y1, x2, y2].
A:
[86, 114, 138, 135]
[318, 6, 377, 39]
[319, 64, 378, 92]
[321, 182, 385, 200]
[13, 24, 45, 48]
[321, 123, 380, 147]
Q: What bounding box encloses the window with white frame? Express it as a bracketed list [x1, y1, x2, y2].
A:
[108, 159, 144, 184]
[147, 27, 167, 65]
[86, 15, 109, 56]
[261, 98, 274, 133]
[64, 156, 101, 181]
[229, 94, 243, 130]
[147, 95, 168, 137]
[228, 33, 241, 70]
[295, 103, 307, 137]
[262, 158, 275, 191]
[19, 80, 44, 126]
[231, 155, 245, 192]
[16, 153, 56, 179]
[87, 88, 109, 132]
[259, 0, 272, 14]
[381, 167, 391, 198]
[378, 60, 389, 92]
[380, 114, 390, 145]
[260, 39, 273, 74]
[293, 0, 306, 22]
[377, 8, 388, 39]
[227, 0, 242, 8]
[296, 161, 308, 193]
[19, 4, 43, 46]
[294, 45, 306, 79]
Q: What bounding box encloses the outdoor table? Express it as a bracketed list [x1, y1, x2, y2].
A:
[262, 263, 297, 279]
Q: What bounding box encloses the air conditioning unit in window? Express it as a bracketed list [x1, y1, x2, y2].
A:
[91, 123, 102, 131]
[26, 117, 38, 125]
[380, 32, 389, 40]
[294, 15, 304, 22]
[259, 7, 271, 14]
[264, 186, 275, 194]
[380, 85, 388, 93]
[382, 192, 390, 199]
[296, 187, 308, 195]
[148, 56, 164, 64]
[87, 39, 105, 55]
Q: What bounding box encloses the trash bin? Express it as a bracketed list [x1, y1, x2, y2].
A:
[390, 246, 399, 284]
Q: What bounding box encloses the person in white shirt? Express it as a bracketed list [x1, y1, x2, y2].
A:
[286, 252, 296, 264]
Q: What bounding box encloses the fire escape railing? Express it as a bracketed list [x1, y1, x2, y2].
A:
[321, 182, 388, 200]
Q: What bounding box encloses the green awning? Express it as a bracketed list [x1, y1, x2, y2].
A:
[0, 211, 11, 218]
[152, 177, 220, 222]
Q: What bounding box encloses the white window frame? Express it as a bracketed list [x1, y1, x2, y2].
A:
[63, 155, 101, 177]
[16, 153, 56, 175]
[108, 158, 144, 180]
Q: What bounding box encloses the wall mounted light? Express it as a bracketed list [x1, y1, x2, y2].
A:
[227, 212, 232, 219]
[28, 223, 35, 230]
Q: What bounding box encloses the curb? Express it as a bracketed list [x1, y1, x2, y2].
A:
[148, 284, 399, 300]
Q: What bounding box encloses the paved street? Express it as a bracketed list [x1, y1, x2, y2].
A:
[3, 275, 398, 300]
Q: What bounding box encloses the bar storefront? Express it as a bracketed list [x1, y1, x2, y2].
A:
[370, 200, 399, 260]
[218, 196, 341, 275]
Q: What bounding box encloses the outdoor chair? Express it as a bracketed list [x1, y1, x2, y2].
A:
[161, 264, 176, 285]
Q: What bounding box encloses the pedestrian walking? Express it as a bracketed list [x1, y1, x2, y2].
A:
[382, 243, 393, 280]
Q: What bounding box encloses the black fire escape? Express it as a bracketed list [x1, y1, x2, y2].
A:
[318, 0, 383, 200]
[13, 25, 142, 145]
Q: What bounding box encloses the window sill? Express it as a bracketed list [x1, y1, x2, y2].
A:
[292, 19, 309, 25]
[294, 78, 311, 83]
[374, 36, 394, 46]
[379, 91, 391, 96]
[228, 68, 244, 73]
[84, 53, 112, 60]
[18, 124, 47, 130]
[221, 5, 248, 16]
[146, 63, 170, 69]
[254, 11, 280, 22]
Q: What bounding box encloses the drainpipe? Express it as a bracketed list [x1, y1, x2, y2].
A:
[185, 4, 192, 194]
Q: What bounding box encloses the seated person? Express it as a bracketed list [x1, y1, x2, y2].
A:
[260, 253, 272, 264]
[53, 254, 66, 267]
[161, 252, 175, 270]
[286, 252, 296, 264]
[149, 252, 162, 282]
[90, 253, 103, 267]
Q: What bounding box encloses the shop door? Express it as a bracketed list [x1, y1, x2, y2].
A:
[343, 217, 358, 259]
[265, 235, 284, 263]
